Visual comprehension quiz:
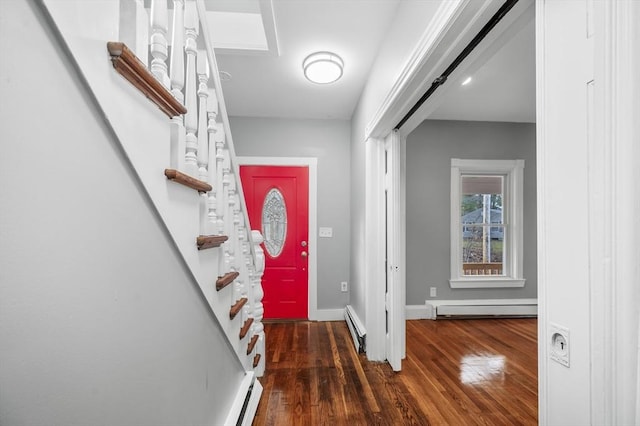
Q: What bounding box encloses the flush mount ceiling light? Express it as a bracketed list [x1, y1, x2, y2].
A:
[303, 51, 344, 84]
[461, 76, 472, 86]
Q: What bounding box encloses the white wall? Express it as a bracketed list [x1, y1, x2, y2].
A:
[0, 2, 245, 424]
[229, 117, 351, 310]
[406, 120, 537, 303]
[350, 1, 442, 325]
[538, 0, 640, 424]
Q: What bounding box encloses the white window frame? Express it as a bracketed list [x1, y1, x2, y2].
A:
[450, 159, 525, 288]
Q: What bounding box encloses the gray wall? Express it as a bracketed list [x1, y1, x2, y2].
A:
[229, 117, 351, 310]
[0, 3, 244, 424]
[406, 120, 537, 303]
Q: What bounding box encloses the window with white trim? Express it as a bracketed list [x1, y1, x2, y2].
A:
[450, 159, 525, 288]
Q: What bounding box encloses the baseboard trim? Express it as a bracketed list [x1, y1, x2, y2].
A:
[314, 308, 344, 321]
[406, 304, 433, 320]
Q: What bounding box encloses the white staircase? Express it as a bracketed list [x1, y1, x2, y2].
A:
[40, 0, 265, 387]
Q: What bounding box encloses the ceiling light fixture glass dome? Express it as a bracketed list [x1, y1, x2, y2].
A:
[303, 51, 344, 84]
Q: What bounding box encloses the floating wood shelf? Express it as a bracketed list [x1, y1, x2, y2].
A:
[106, 42, 186, 118]
[247, 334, 259, 355]
[216, 271, 239, 291]
[230, 297, 248, 320]
[165, 169, 212, 193]
[253, 353, 261, 368]
[239, 318, 254, 339]
[196, 235, 228, 250]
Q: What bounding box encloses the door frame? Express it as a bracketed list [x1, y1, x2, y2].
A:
[237, 156, 319, 320]
[384, 131, 406, 371]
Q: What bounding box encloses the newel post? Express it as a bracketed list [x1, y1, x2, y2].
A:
[251, 230, 266, 376]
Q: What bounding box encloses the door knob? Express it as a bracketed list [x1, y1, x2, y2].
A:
[301, 251, 308, 257]
[301, 241, 308, 247]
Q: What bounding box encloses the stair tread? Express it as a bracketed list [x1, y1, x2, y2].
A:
[107, 42, 187, 118]
[229, 297, 247, 320]
[165, 168, 212, 193]
[239, 318, 253, 339]
[196, 235, 228, 250]
[247, 334, 259, 355]
[216, 271, 239, 291]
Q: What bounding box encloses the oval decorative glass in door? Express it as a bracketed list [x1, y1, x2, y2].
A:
[261, 188, 287, 257]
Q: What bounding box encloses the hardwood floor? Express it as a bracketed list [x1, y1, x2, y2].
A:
[253, 318, 537, 425]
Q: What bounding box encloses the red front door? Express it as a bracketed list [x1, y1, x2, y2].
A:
[240, 166, 309, 320]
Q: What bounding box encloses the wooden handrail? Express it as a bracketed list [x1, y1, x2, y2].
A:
[107, 42, 186, 118]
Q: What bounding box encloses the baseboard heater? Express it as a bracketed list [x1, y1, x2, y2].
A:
[344, 305, 366, 353]
[436, 304, 537, 317]
[225, 373, 262, 426]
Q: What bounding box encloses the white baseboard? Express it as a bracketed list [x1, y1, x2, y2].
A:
[314, 308, 344, 321]
[406, 304, 433, 319]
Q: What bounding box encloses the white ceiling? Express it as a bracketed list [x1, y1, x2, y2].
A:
[428, 14, 535, 123]
[206, 0, 535, 123]
[210, 0, 400, 120]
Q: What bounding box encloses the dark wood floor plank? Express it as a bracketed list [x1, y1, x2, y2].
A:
[253, 318, 537, 425]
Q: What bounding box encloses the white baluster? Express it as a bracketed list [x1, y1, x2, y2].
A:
[149, 0, 170, 88]
[206, 89, 219, 235]
[215, 126, 226, 235]
[169, 0, 185, 170]
[196, 50, 209, 183]
[169, 0, 185, 103]
[183, 0, 199, 177]
[221, 151, 231, 236]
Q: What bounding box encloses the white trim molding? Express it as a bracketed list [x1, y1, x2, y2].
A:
[236, 156, 319, 320]
[314, 309, 344, 322]
[449, 158, 525, 289]
[365, 0, 465, 139]
[364, 138, 386, 361]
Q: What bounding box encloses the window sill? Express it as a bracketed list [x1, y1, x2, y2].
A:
[449, 278, 526, 289]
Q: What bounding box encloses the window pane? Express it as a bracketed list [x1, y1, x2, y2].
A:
[460, 174, 505, 275]
[462, 225, 504, 276]
[262, 188, 287, 257]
